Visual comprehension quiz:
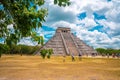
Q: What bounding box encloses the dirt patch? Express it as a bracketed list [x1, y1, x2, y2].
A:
[0, 55, 120, 80]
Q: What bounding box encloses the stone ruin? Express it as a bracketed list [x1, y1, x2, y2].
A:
[36, 27, 97, 56]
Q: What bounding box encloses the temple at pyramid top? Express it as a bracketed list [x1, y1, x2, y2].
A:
[56, 27, 71, 33]
[36, 27, 97, 56]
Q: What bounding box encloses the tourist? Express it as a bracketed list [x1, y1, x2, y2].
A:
[112, 53, 115, 58]
[92, 53, 96, 57]
[63, 55, 66, 62]
[71, 54, 75, 61]
[107, 53, 109, 58]
[116, 53, 120, 59]
[78, 53, 82, 61]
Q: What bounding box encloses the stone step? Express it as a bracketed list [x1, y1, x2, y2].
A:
[62, 33, 79, 55]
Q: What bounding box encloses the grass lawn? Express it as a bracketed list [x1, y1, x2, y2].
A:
[0, 55, 120, 80]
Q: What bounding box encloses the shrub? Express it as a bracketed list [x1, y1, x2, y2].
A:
[47, 49, 53, 59]
[40, 49, 47, 59]
[40, 49, 53, 59]
[0, 43, 39, 55]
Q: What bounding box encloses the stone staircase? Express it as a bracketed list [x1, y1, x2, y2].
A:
[61, 33, 79, 56]
[46, 32, 66, 55]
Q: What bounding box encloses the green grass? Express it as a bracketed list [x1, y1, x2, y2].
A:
[0, 55, 120, 80]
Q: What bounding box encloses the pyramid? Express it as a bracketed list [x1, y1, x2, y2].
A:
[36, 27, 97, 56]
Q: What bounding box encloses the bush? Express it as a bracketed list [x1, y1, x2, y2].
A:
[19, 45, 39, 55]
[0, 43, 40, 55]
[0, 44, 10, 57]
[47, 49, 53, 59]
[40, 49, 53, 59]
[40, 49, 47, 59]
[0, 44, 10, 54]
[96, 48, 120, 56]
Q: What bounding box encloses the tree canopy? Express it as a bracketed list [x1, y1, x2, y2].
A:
[0, 0, 70, 46]
[96, 48, 120, 55]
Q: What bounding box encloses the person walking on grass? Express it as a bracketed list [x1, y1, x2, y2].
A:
[78, 53, 82, 61]
[71, 54, 75, 61]
[63, 55, 66, 62]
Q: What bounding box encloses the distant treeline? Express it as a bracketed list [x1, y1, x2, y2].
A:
[0, 43, 40, 55]
[0, 43, 120, 56]
[96, 48, 120, 56]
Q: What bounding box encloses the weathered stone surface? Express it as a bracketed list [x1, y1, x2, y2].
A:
[36, 27, 97, 56]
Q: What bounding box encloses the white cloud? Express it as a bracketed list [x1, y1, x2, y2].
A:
[7, 24, 13, 29]
[18, 37, 36, 46]
[98, 19, 120, 37]
[44, 5, 77, 26]
[36, 27, 55, 42]
[78, 17, 97, 29]
[105, 1, 120, 23]
[76, 27, 120, 49]
[51, 21, 76, 28]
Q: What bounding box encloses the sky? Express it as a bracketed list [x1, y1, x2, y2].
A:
[1, 0, 120, 49]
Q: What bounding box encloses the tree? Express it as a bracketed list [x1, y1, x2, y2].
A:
[96, 48, 106, 56]
[0, 43, 10, 58]
[0, 0, 70, 45]
[0, 0, 70, 57]
[96, 48, 120, 57]
[31, 32, 44, 46]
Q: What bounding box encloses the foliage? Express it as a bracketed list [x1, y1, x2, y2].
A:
[40, 49, 53, 59]
[0, 43, 10, 54]
[47, 49, 53, 59]
[0, 0, 70, 46]
[0, 0, 47, 45]
[96, 48, 120, 56]
[17, 45, 39, 55]
[96, 48, 106, 55]
[54, 0, 71, 7]
[0, 43, 39, 55]
[40, 49, 47, 59]
[31, 32, 44, 45]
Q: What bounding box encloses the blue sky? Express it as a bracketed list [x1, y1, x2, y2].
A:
[3, 0, 120, 49]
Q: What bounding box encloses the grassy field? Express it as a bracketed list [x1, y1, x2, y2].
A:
[0, 55, 120, 80]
